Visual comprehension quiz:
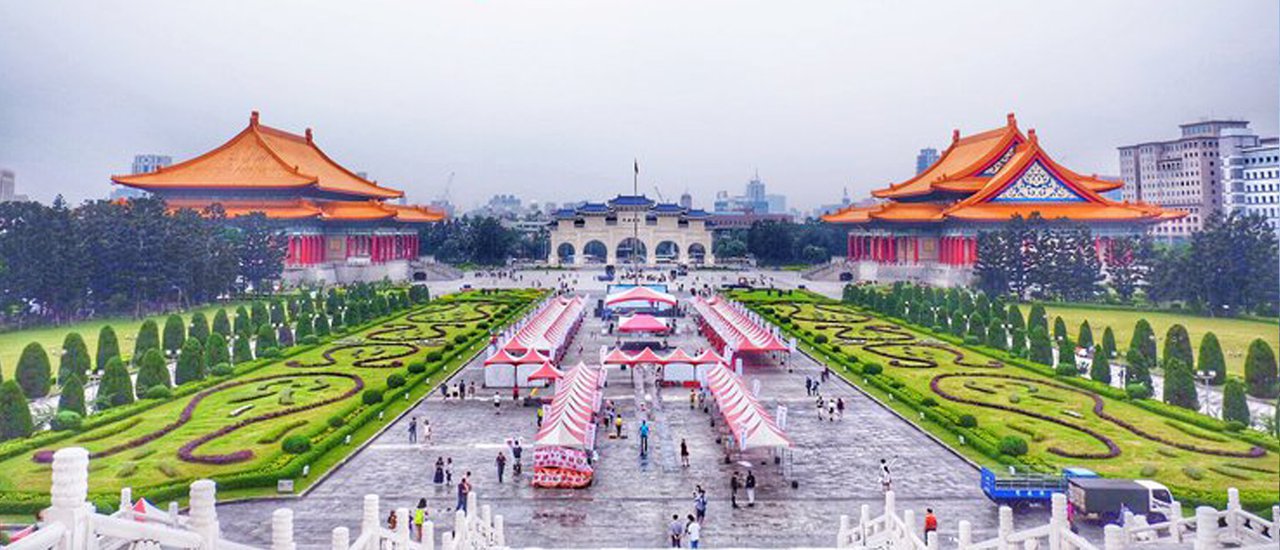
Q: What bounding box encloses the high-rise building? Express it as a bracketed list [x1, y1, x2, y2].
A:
[131, 154, 172, 175]
[0, 168, 28, 202]
[1223, 137, 1280, 235]
[713, 171, 784, 214]
[916, 147, 939, 174]
[679, 190, 693, 210]
[1118, 120, 1258, 239]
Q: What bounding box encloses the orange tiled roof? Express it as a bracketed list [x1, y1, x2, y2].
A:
[318, 200, 398, 221]
[164, 197, 322, 219]
[161, 197, 445, 224]
[387, 204, 448, 223]
[112, 112, 403, 200]
[825, 120, 1185, 225]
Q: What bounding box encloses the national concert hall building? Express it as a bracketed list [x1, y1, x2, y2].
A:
[111, 112, 445, 284]
[823, 114, 1184, 286]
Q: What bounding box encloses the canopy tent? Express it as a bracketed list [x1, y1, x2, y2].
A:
[533, 363, 607, 489]
[691, 296, 788, 353]
[618, 313, 669, 334]
[600, 347, 726, 386]
[604, 286, 677, 307]
[485, 295, 586, 387]
[527, 361, 565, 382]
[702, 362, 792, 451]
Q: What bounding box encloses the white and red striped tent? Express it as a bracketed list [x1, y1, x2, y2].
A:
[604, 286, 677, 307]
[534, 363, 605, 450]
[702, 362, 792, 450]
[527, 361, 565, 382]
[690, 296, 788, 353]
[485, 295, 585, 387]
[618, 313, 669, 334]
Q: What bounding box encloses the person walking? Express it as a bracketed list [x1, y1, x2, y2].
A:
[413, 498, 428, 541]
[694, 486, 708, 523]
[512, 440, 523, 476]
[667, 514, 684, 548]
[879, 457, 898, 493]
[408, 416, 418, 444]
[689, 389, 697, 409]
[730, 471, 741, 509]
[614, 414, 624, 439]
[512, 385, 519, 402]
[745, 470, 757, 507]
[493, 391, 501, 414]
[496, 451, 507, 483]
[433, 457, 445, 485]
[638, 420, 650, 456]
[827, 399, 837, 423]
[836, 397, 845, 421]
[924, 508, 938, 542]
[680, 439, 690, 468]
[536, 406, 544, 428]
[685, 515, 701, 549]
[422, 418, 432, 443]
[804, 376, 813, 396]
[445, 458, 454, 485]
[456, 472, 472, 512]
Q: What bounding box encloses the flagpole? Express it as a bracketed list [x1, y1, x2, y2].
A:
[632, 159, 639, 275]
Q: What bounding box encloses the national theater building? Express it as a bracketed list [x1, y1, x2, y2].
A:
[112, 112, 445, 284]
[548, 195, 715, 266]
[823, 114, 1184, 286]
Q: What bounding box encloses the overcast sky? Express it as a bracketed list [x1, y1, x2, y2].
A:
[1, 1, 1276, 211]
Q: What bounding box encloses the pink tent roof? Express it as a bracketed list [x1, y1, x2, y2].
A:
[603, 348, 635, 364]
[692, 349, 723, 365]
[618, 314, 669, 333]
[605, 286, 677, 306]
[527, 361, 564, 381]
[662, 348, 696, 363]
[484, 348, 522, 365]
[513, 349, 549, 364]
[631, 347, 665, 363]
[691, 296, 788, 353]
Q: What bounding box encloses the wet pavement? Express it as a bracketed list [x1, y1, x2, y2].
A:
[217, 271, 1048, 548]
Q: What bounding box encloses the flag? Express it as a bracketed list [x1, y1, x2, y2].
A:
[634, 159, 639, 175]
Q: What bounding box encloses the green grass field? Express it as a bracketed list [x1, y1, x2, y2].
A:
[0, 289, 541, 508]
[1033, 303, 1279, 378]
[0, 302, 248, 380]
[731, 290, 1279, 508]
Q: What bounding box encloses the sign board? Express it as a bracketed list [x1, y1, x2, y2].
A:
[751, 378, 761, 397]
[277, 479, 295, 494]
[776, 405, 788, 430]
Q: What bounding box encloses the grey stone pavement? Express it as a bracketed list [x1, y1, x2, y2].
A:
[217, 270, 1057, 548]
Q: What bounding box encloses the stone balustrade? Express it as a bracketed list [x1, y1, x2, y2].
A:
[838, 490, 1278, 550]
[4, 447, 507, 550]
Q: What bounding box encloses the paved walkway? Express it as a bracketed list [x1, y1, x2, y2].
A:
[217, 273, 1046, 548]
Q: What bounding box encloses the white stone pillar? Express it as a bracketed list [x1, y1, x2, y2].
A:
[467, 492, 478, 519]
[859, 504, 871, 541]
[1225, 488, 1241, 541]
[958, 520, 972, 550]
[998, 506, 1014, 550]
[1169, 501, 1183, 543]
[926, 530, 939, 550]
[48, 447, 91, 550]
[118, 487, 133, 521]
[494, 514, 506, 547]
[361, 494, 380, 534]
[903, 509, 916, 547]
[423, 520, 435, 550]
[884, 490, 896, 520]
[453, 509, 468, 548]
[188, 479, 220, 547]
[1049, 493, 1066, 550]
[1103, 525, 1123, 550]
[331, 526, 349, 550]
[271, 508, 295, 550]
[1194, 506, 1219, 550]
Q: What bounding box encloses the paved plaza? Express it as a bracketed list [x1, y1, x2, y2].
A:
[217, 270, 1050, 548]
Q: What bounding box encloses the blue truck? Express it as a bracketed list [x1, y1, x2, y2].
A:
[980, 466, 1099, 508]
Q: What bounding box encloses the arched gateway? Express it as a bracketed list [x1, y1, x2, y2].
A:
[547, 195, 716, 267]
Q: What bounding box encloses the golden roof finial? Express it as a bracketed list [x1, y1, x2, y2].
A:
[250, 111, 260, 126]
[1007, 113, 1017, 127]
[305, 128, 313, 144]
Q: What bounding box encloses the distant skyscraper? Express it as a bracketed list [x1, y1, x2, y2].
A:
[679, 190, 693, 210]
[1118, 120, 1257, 238]
[916, 148, 939, 174]
[745, 171, 766, 203]
[131, 154, 172, 175]
[0, 169, 19, 202]
[1223, 137, 1280, 236]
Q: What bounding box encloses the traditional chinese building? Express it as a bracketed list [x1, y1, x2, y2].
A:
[823, 114, 1184, 286]
[112, 112, 445, 284]
[548, 195, 715, 266]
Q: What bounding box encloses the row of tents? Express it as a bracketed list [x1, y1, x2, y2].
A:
[484, 295, 586, 387]
[531, 363, 606, 488]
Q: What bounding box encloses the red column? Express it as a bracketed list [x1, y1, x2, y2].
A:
[941, 237, 948, 265]
[913, 237, 920, 265]
[969, 238, 978, 265]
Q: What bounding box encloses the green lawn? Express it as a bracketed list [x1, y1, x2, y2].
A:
[731, 290, 1279, 508]
[0, 289, 542, 509]
[1033, 303, 1279, 378]
[0, 302, 248, 380]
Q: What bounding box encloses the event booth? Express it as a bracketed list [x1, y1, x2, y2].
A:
[601, 346, 724, 386]
[484, 295, 586, 387]
[532, 363, 606, 489]
[690, 296, 791, 357]
[603, 285, 678, 313]
[701, 361, 793, 482]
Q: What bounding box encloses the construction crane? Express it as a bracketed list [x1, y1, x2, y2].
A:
[652, 184, 666, 202]
[439, 171, 454, 202]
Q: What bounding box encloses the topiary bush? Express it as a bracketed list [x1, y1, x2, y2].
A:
[204, 332, 230, 367]
[1125, 383, 1153, 400]
[861, 363, 883, 375]
[957, 414, 977, 428]
[212, 308, 232, 337]
[453, 334, 468, 344]
[1162, 358, 1199, 410]
[210, 363, 234, 377]
[257, 347, 281, 359]
[282, 435, 311, 454]
[96, 325, 121, 373]
[1055, 364, 1078, 377]
[58, 332, 91, 387]
[145, 385, 173, 400]
[998, 435, 1028, 456]
[51, 411, 83, 431]
[1222, 378, 1251, 425]
[135, 349, 172, 397]
[362, 389, 384, 405]
[814, 334, 828, 344]
[58, 375, 86, 415]
[162, 314, 186, 356]
[97, 357, 135, 408]
[16, 342, 52, 399]
[174, 338, 206, 386]
[328, 415, 346, 428]
[387, 374, 406, 389]
[133, 320, 160, 364]
[407, 362, 426, 374]
[0, 380, 34, 441]
[1243, 339, 1278, 398]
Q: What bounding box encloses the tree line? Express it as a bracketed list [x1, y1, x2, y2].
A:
[713, 220, 846, 266]
[418, 216, 546, 266]
[0, 283, 430, 442]
[0, 197, 286, 327]
[975, 212, 1279, 317]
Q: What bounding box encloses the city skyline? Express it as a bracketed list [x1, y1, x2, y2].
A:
[0, 1, 1276, 210]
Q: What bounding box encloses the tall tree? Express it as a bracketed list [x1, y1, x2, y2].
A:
[1243, 339, 1278, 398]
[16, 342, 51, 398]
[1162, 358, 1199, 410]
[1089, 347, 1111, 384]
[1221, 378, 1250, 425]
[189, 312, 211, 345]
[204, 332, 230, 367]
[1104, 236, 1153, 301]
[1027, 304, 1048, 336]
[1161, 324, 1194, 373]
[162, 313, 186, 356]
[174, 338, 206, 385]
[97, 357, 134, 408]
[96, 325, 121, 373]
[211, 309, 232, 337]
[1077, 321, 1094, 350]
[58, 332, 91, 386]
[58, 375, 86, 415]
[1101, 326, 1117, 358]
[134, 319, 161, 364]
[136, 348, 172, 394]
[0, 380, 34, 441]
[1028, 327, 1053, 366]
[230, 212, 287, 290]
[1196, 332, 1226, 386]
